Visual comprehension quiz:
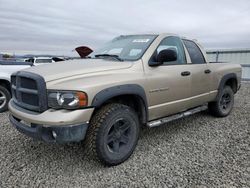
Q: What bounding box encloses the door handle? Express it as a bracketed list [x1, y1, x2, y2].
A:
[204, 69, 211, 74]
[181, 71, 191, 76]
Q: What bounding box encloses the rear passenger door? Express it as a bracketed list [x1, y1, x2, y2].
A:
[182, 39, 211, 108]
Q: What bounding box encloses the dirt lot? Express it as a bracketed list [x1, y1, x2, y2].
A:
[0, 83, 249, 187]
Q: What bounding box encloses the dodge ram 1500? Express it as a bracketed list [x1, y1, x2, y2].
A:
[8, 33, 242, 166]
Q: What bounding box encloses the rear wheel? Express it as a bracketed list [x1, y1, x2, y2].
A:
[85, 103, 140, 166]
[208, 86, 234, 117]
[0, 86, 11, 113]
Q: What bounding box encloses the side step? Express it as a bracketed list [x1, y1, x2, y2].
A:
[147, 105, 208, 128]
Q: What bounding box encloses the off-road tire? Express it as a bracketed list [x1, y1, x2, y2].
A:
[85, 103, 140, 166]
[0, 86, 11, 113]
[208, 86, 234, 117]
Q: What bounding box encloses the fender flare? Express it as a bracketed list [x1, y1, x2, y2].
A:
[216, 73, 238, 100]
[91, 84, 148, 123]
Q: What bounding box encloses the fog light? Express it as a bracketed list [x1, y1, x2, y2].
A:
[52, 131, 57, 138]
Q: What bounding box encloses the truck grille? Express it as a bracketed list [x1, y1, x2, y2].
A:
[11, 71, 47, 112]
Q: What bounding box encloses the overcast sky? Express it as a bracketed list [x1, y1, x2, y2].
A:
[0, 0, 250, 56]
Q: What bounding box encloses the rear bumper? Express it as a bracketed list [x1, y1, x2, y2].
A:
[9, 115, 88, 143]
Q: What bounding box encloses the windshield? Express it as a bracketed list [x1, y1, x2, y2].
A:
[90, 35, 157, 61]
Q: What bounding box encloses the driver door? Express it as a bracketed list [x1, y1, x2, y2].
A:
[145, 36, 191, 120]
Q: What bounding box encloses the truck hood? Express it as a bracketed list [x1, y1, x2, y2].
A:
[24, 58, 133, 82]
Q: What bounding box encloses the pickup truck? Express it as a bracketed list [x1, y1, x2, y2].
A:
[8, 33, 242, 166]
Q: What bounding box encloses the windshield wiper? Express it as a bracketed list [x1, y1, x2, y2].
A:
[94, 54, 123, 61]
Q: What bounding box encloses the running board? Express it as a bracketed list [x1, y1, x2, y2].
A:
[147, 105, 208, 128]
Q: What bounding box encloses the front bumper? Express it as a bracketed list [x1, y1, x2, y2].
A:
[8, 99, 94, 126]
[8, 99, 94, 143]
[9, 115, 88, 143]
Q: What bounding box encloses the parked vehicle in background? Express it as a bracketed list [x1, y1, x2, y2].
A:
[0, 57, 64, 112]
[0, 61, 32, 112]
[25, 57, 64, 65]
[8, 33, 242, 166]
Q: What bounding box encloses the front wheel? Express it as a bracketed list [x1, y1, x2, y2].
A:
[208, 86, 234, 117]
[0, 86, 11, 113]
[85, 103, 140, 166]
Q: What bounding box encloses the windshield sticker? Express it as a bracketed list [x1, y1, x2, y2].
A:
[132, 39, 150, 43]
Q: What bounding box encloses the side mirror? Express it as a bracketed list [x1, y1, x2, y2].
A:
[157, 49, 177, 63]
[149, 49, 177, 66]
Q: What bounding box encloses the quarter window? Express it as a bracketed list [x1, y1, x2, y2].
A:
[183, 40, 206, 64]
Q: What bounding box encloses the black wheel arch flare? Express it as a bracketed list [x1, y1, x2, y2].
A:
[91, 84, 148, 124]
[216, 73, 238, 100]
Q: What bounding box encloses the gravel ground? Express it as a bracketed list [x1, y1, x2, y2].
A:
[0, 83, 250, 188]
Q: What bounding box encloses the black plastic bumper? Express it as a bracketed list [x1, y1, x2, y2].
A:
[9, 115, 88, 143]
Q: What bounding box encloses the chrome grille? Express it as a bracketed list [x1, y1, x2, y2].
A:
[11, 71, 47, 112]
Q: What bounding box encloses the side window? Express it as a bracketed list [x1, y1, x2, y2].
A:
[35, 59, 53, 63]
[155, 36, 186, 65]
[183, 40, 206, 64]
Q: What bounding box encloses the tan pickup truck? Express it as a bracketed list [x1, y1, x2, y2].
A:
[9, 33, 242, 166]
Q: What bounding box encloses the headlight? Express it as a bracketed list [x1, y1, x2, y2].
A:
[48, 90, 88, 109]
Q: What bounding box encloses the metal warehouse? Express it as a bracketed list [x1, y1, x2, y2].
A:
[206, 49, 250, 80]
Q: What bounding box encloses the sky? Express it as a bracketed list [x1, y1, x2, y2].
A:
[0, 0, 250, 56]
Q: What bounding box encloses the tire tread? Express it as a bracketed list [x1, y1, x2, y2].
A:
[208, 86, 234, 117]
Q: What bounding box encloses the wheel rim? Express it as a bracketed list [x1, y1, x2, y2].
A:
[220, 93, 231, 111]
[106, 118, 131, 153]
[0, 90, 7, 109]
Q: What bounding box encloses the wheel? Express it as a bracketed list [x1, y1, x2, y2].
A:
[85, 103, 140, 166]
[208, 86, 234, 117]
[0, 86, 11, 113]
